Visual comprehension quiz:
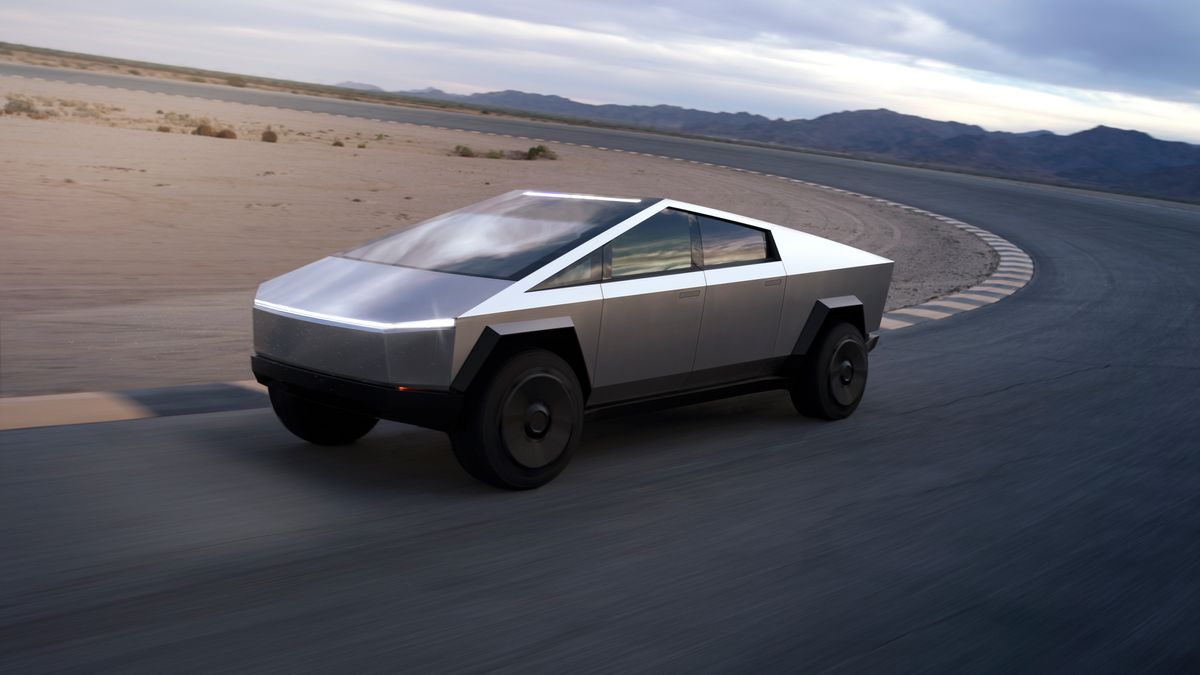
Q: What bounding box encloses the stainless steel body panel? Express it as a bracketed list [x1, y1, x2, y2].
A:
[256, 256, 510, 328]
[253, 310, 456, 388]
[689, 261, 787, 386]
[254, 257, 507, 388]
[253, 309, 389, 383]
[591, 271, 706, 403]
[773, 262, 894, 355]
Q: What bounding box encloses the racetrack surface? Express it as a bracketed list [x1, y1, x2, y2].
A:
[3, 64, 1200, 673]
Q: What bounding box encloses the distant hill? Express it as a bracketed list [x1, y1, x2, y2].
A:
[375, 86, 1199, 201]
[335, 81, 384, 92]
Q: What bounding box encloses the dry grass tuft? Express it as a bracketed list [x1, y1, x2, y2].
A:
[4, 95, 35, 115]
[261, 127, 278, 143]
[156, 125, 171, 133]
[162, 111, 208, 127]
[526, 144, 558, 160]
[357, 142, 367, 149]
[193, 124, 217, 137]
[215, 129, 237, 139]
[332, 139, 345, 147]
[452, 143, 560, 161]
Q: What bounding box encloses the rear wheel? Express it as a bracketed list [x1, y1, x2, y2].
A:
[791, 322, 869, 420]
[268, 386, 378, 445]
[451, 349, 583, 490]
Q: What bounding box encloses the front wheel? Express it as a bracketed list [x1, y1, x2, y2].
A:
[450, 349, 583, 490]
[268, 386, 378, 445]
[791, 322, 869, 420]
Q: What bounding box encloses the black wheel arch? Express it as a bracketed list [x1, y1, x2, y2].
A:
[791, 296, 867, 358]
[451, 321, 591, 399]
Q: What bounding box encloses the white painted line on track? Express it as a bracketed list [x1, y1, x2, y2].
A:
[923, 299, 983, 312]
[890, 307, 953, 320]
[951, 293, 1003, 303]
[880, 316, 915, 330]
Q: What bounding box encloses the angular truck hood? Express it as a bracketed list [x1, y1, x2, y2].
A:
[255, 256, 512, 329]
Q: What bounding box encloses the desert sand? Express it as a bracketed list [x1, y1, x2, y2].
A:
[0, 75, 995, 395]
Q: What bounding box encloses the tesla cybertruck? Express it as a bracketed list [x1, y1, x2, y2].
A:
[252, 190, 893, 488]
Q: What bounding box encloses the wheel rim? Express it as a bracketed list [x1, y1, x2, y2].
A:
[500, 370, 575, 469]
[827, 337, 867, 407]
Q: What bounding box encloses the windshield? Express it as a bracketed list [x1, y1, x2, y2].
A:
[341, 191, 647, 280]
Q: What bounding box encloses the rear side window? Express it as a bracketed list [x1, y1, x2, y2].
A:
[606, 209, 696, 279]
[697, 215, 770, 267]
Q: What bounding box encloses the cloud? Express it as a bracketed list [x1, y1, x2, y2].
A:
[1, 0, 1198, 142]
[401, 0, 1200, 103]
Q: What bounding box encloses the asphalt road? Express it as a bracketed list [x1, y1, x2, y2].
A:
[3, 64, 1200, 673]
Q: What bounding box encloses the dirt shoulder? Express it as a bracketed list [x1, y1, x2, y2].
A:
[0, 76, 995, 395]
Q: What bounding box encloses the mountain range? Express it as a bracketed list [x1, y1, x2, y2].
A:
[336, 82, 1200, 202]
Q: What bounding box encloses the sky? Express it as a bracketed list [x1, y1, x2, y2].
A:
[2, 0, 1198, 142]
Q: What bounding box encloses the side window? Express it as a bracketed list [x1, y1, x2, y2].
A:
[532, 249, 602, 290]
[697, 215, 771, 267]
[606, 209, 696, 279]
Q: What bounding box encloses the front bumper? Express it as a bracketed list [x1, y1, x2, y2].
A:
[252, 355, 462, 431]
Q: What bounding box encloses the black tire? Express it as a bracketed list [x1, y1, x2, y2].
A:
[450, 349, 584, 490]
[268, 386, 378, 446]
[791, 322, 869, 420]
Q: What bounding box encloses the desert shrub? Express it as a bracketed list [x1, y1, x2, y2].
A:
[261, 127, 278, 143]
[375, 133, 386, 140]
[526, 144, 557, 160]
[128, 69, 142, 76]
[4, 96, 35, 115]
[188, 76, 205, 83]
[357, 142, 367, 148]
[156, 125, 171, 132]
[485, 149, 506, 159]
[193, 123, 217, 137]
[163, 111, 209, 126]
[332, 139, 345, 147]
[453, 144, 476, 157]
[68, 104, 102, 118]
[225, 76, 247, 87]
[215, 128, 237, 139]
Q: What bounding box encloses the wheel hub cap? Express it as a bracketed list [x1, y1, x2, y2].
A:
[828, 339, 868, 407]
[839, 360, 854, 384]
[524, 403, 551, 438]
[500, 372, 576, 469]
